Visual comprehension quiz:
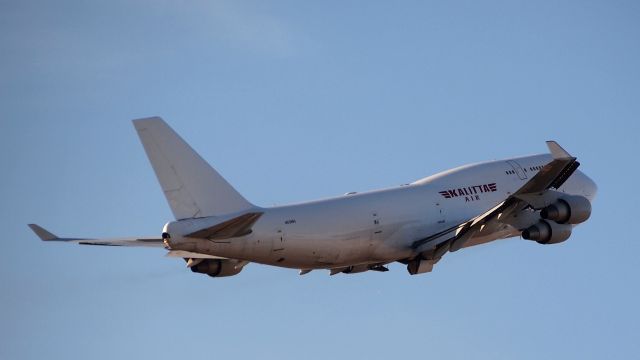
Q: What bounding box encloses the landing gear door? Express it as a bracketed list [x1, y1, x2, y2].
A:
[507, 160, 528, 180]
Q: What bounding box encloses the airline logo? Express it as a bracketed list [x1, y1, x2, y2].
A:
[439, 183, 497, 199]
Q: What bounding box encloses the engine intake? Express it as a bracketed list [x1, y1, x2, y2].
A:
[190, 259, 244, 277]
[522, 220, 572, 245]
[540, 195, 591, 225]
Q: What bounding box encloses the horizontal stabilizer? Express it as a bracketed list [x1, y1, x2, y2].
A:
[186, 212, 263, 240]
[165, 250, 226, 259]
[27, 224, 164, 247]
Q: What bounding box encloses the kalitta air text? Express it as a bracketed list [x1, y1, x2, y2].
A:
[439, 183, 497, 201]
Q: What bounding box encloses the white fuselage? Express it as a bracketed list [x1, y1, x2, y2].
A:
[165, 154, 597, 269]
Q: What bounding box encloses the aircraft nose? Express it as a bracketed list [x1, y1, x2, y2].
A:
[579, 170, 598, 201]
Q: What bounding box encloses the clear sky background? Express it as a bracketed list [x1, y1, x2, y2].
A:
[1, 1, 639, 359]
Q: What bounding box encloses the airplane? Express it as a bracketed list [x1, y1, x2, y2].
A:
[29, 117, 597, 277]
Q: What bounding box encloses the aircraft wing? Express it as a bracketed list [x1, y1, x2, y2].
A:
[448, 141, 579, 251]
[413, 141, 580, 255]
[28, 224, 164, 248]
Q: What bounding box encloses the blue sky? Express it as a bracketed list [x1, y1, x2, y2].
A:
[1, 1, 639, 359]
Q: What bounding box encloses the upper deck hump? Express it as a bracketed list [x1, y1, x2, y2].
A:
[411, 153, 552, 186]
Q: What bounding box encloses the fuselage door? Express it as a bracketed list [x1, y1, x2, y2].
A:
[271, 228, 286, 263]
[435, 202, 446, 228]
[507, 160, 528, 180]
[372, 212, 383, 241]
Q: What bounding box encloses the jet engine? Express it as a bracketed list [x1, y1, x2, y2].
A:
[521, 220, 572, 245]
[190, 259, 244, 277]
[540, 195, 591, 225]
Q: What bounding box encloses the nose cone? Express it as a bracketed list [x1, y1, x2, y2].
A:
[577, 170, 598, 201]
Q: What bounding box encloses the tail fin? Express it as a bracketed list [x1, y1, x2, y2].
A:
[133, 117, 255, 219]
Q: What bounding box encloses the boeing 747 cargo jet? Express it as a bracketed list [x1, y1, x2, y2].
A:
[29, 118, 597, 277]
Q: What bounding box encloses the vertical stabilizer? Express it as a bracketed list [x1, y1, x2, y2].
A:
[133, 117, 255, 219]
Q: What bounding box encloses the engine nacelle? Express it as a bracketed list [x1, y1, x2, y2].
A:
[190, 259, 243, 277]
[522, 220, 572, 245]
[540, 195, 591, 225]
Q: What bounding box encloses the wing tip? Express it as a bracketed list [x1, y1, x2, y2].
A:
[546, 141, 573, 160]
[27, 224, 58, 241]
